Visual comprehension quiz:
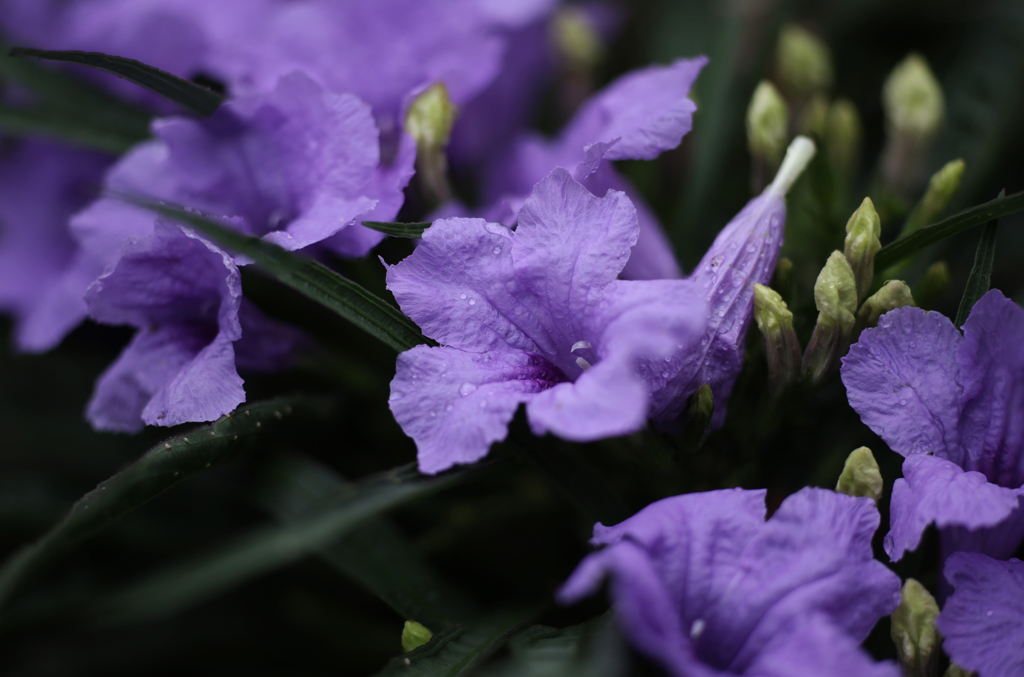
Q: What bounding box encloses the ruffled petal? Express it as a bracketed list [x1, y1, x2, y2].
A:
[748, 617, 901, 677]
[937, 553, 1024, 677]
[841, 306, 966, 463]
[885, 454, 1024, 561]
[389, 345, 564, 474]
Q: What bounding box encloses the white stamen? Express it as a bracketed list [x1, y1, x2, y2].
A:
[571, 340, 593, 353]
[767, 136, 816, 197]
[690, 619, 706, 640]
[575, 356, 592, 370]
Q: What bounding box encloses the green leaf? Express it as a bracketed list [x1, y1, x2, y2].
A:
[255, 455, 477, 628]
[0, 397, 317, 614]
[874, 190, 1024, 270]
[481, 615, 627, 677]
[93, 462, 480, 624]
[954, 191, 1003, 327]
[376, 609, 535, 677]
[124, 198, 428, 353]
[363, 221, 431, 238]
[9, 48, 224, 116]
[0, 104, 144, 153]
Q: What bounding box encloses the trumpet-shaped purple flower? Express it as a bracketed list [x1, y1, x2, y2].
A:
[937, 552, 1024, 677]
[481, 57, 707, 281]
[841, 290, 1024, 561]
[85, 220, 299, 432]
[558, 487, 901, 677]
[0, 140, 111, 352]
[387, 169, 706, 474]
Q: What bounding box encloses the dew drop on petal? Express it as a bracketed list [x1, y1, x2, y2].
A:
[445, 404, 453, 412]
[468, 298, 476, 305]
[492, 246, 501, 254]
[459, 293, 467, 300]
[459, 382, 477, 397]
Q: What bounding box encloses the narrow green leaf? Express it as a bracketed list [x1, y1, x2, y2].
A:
[10, 48, 224, 116]
[255, 455, 477, 628]
[124, 197, 427, 352]
[363, 221, 431, 238]
[482, 615, 627, 677]
[0, 104, 143, 153]
[0, 397, 316, 613]
[954, 191, 1003, 327]
[376, 609, 535, 677]
[874, 190, 1024, 270]
[93, 462, 480, 624]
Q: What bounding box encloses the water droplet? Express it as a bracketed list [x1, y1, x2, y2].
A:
[661, 371, 669, 378]
[899, 399, 907, 406]
[717, 309, 726, 317]
[459, 293, 467, 300]
[746, 244, 756, 253]
[459, 382, 478, 397]
[468, 298, 476, 305]
[492, 246, 502, 254]
[986, 609, 994, 616]
[445, 404, 453, 412]
[429, 411, 436, 417]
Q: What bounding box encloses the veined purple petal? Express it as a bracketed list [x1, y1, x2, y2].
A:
[937, 553, 1024, 677]
[884, 454, 1024, 561]
[389, 345, 564, 474]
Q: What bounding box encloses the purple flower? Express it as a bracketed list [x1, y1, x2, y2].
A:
[937, 552, 1024, 677]
[85, 220, 299, 432]
[386, 169, 706, 474]
[481, 57, 708, 281]
[0, 140, 111, 352]
[642, 137, 816, 428]
[558, 487, 901, 677]
[841, 289, 1024, 562]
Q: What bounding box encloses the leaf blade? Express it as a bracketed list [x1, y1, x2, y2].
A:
[9, 47, 224, 116]
[363, 221, 431, 238]
[954, 191, 1003, 327]
[874, 190, 1024, 270]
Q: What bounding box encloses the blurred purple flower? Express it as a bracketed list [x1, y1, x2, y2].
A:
[386, 169, 706, 474]
[0, 140, 111, 352]
[841, 289, 1024, 562]
[480, 57, 707, 281]
[937, 552, 1024, 677]
[559, 487, 901, 677]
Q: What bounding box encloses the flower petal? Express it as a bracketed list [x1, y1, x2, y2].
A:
[841, 306, 966, 462]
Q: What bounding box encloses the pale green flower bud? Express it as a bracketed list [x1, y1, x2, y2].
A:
[901, 159, 965, 236]
[944, 665, 975, 677]
[405, 83, 458, 204]
[835, 446, 883, 502]
[883, 53, 944, 139]
[826, 98, 861, 176]
[802, 251, 857, 385]
[891, 579, 940, 677]
[913, 261, 950, 310]
[776, 24, 833, 97]
[858, 280, 915, 328]
[747, 81, 789, 167]
[552, 6, 603, 68]
[843, 197, 882, 302]
[798, 94, 829, 138]
[401, 620, 434, 652]
[753, 284, 801, 396]
[679, 384, 714, 454]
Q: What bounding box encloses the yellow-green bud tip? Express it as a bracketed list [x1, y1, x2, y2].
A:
[776, 24, 833, 96]
[814, 251, 858, 330]
[746, 81, 789, 167]
[843, 197, 882, 302]
[835, 446, 883, 502]
[921, 158, 965, 220]
[883, 53, 944, 138]
[858, 280, 915, 328]
[891, 579, 940, 676]
[944, 664, 974, 677]
[405, 83, 458, 152]
[401, 620, 434, 653]
[826, 98, 862, 174]
[552, 7, 603, 67]
[753, 284, 794, 335]
[754, 284, 801, 395]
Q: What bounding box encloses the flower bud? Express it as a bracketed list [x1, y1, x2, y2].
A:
[943, 665, 973, 677]
[746, 81, 789, 167]
[753, 284, 801, 396]
[843, 197, 881, 302]
[826, 98, 861, 176]
[402, 620, 434, 652]
[552, 6, 604, 69]
[679, 384, 714, 454]
[858, 280, 915, 328]
[835, 446, 883, 502]
[775, 24, 833, 98]
[912, 261, 950, 310]
[891, 579, 940, 677]
[798, 94, 829, 138]
[802, 251, 857, 386]
[406, 83, 458, 203]
[883, 53, 944, 139]
[900, 159, 965, 236]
